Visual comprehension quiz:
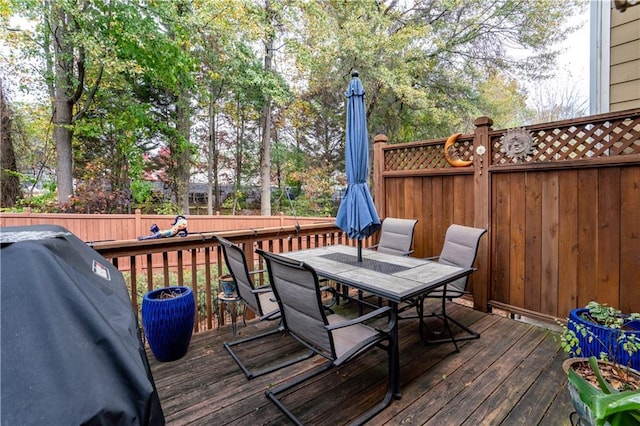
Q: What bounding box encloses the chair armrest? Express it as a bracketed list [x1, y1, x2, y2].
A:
[249, 269, 271, 288]
[259, 309, 281, 321]
[424, 255, 439, 261]
[319, 285, 337, 309]
[326, 306, 396, 333]
[251, 286, 273, 294]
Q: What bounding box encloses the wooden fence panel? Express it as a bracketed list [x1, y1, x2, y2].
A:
[598, 167, 621, 306]
[577, 168, 599, 307]
[373, 108, 640, 321]
[508, 173, 526, 310]
[492, 173, 511, 303]
[1, 210, 333, 242]
[557, 171, 579, 317]
[620, 167, 640, 313]
[524, 171, 543, 313]
[540, 171, 559, 316]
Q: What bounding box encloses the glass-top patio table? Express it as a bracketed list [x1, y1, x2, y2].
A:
[280, 244, 474, 398]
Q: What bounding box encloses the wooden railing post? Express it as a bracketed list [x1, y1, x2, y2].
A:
[373, 134, 388, 219]
[473, 116, 493, 312]
[135, 209, 142, 240]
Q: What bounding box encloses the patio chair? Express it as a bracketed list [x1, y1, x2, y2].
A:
[256, 249, 397, 426]
[371, 217, 418, 256]
[215, 236, 316, 379]
[417, 224, 487, 352]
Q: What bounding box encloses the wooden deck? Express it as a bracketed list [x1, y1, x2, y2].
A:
[148, 300, 573, 425]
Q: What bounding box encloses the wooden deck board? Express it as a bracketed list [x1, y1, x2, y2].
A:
[148, 301, 572, 425]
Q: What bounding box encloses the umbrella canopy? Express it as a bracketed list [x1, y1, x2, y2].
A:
[335, 71, 381, 257]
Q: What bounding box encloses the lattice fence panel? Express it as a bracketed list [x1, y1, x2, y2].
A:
[384, 140, 474, 171]
[491, 115, 640, 165]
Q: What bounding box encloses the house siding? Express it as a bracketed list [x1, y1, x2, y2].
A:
[610, 3, 640, 111]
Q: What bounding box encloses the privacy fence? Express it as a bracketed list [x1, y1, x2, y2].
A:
[372, 108, 640, 320]
[0, 209, 332, 243]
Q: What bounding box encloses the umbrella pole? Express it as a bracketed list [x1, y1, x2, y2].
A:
[357, 239, 362, 262]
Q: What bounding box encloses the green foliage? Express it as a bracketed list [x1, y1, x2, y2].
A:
[561, 302, 640, 425]
[584, 301, 640, 329]
[559, 302, 640, 367]
[156, 201, 183, 216]
[10, 179, 58, 213]
[131, 179, 153, 204]
[567, 357, 640, 426]
[3, 0, 589, 212]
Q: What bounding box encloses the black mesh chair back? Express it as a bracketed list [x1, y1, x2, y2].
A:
[375, 218, 418, 256]
[216, 236, 278, 319]
[433, 224, 487, 295]
[216, 236, 300, 380]
[419, 224, 487, 352]
[257, 249, 397, 425]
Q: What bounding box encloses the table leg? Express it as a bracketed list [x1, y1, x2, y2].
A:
[390, 301, 401, 399]
[230, 301, 238, 340]
[217, 301, 225, 328]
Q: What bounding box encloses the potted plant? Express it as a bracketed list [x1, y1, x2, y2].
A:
[564, 301, 640, 370]
[142, 286, 195, 362]
[559, 301, 640, 425]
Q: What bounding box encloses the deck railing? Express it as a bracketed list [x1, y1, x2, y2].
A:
[91, 222, 369, 333]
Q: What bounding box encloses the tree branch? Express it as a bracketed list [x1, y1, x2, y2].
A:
[73, 64, 103, 123]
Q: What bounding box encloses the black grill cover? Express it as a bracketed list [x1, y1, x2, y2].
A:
[1, 225, 164, 425]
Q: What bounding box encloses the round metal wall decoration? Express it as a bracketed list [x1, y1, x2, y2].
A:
[500, 127, 535, 160]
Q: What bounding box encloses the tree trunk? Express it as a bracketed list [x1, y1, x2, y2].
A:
[260, 0, 275, 216]
[51, 4, 75, 205]
[176, 86, 192, 214]
[233, 106, 245, 215]
[1, 82, 22, 207]
[207, 86, 220, 214]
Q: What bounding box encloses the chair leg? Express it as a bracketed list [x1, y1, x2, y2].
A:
[418, 296, 480, 352]
[265, 361, 334, 425]
[224, 326, 316, 379]
[265, 337, 396, 426]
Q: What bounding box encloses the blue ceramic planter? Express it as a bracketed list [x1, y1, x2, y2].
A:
[568, 308, 640, 370]
[142, 286, 195, 362]
[220, 275, 236, 297]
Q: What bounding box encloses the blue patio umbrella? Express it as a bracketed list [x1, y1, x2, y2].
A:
[335, 71, 381, 261]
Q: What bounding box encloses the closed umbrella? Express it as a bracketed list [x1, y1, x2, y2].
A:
[335, 71, 381, 261]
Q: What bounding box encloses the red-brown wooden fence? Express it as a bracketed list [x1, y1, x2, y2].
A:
[0, 209, 333, 243]
[373, 108, 640, 320]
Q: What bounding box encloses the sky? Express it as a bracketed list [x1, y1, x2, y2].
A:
[524, 6, 591, 112]
[554, 8, 591, 97]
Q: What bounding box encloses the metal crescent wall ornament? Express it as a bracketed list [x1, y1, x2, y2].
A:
[444, 133, 473, 167]
[500, 127, 535, 161]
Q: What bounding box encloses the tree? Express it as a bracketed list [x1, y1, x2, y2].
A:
[473, 72, 534, 131]
[528, 66, 589, 123]
[291, 0, 586, 142]
[1, 80, 22, 207]
[46, 1, 103, 204]
[2, 0, 587, 215]
[259, 0, 275, 216]
[5, 0, 195, 208]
